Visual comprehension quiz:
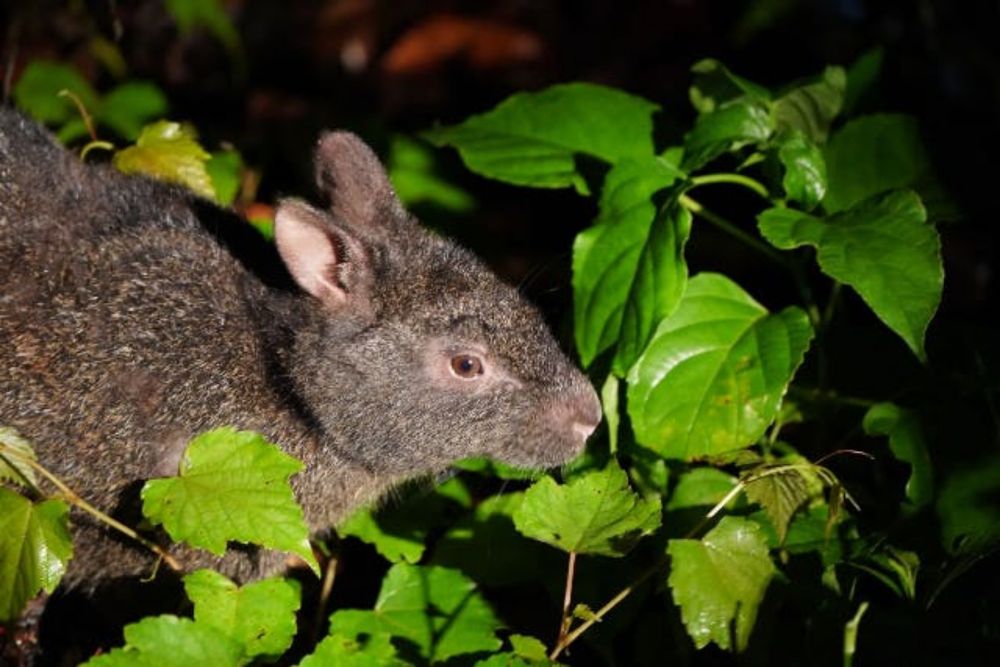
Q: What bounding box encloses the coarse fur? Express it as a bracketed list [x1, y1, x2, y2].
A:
[0, 108, 601, 590]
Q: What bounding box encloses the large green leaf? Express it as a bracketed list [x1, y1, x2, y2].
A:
[512, 463, 661, 556]
[682, 100, 773, 170]
[823, 114, 930, 213]
[772, 66, 846, 143]
[628, 273, 813, 459]
[0, 490, 72, 621]
[388, 135, 475, 212]
[141, 427, 318, 573]
[572, 154, 688, 371]
[758, 190, 942, 360]
[424, 83, 659, 193]
[183, 569, 301, 659]
[667, 516, 776, 652]
[82, 616, 243, 667]
[113, 120, 215, 200]
[12, 60, 99, 125]
[328, 563, 502, 663]
[863, 403, 933, 509]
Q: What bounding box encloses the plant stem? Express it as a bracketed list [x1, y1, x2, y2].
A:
[552, 551, 577, 656]
[689, 172, 771, 200]
[679, 194, 786, 267]
[0, 444, 181, 571]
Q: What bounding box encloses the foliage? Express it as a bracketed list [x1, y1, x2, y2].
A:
[4, 47, 999, 666]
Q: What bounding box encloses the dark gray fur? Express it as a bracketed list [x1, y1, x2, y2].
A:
[0, 109, 601, 589]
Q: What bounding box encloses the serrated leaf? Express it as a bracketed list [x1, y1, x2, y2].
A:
[688, 59, 771, 114]
[298, 631, 405, 667]
[628, 273, 814, 459]
[863, 402, 933, 508]
[776, 131, 826, 209]
[682, 100, 774, 170]
[573, 155, 688, 370]
[141, 427, 318, 573]
[509, 634, 549, 661]
[667, 516, 775, 651]
[98, 81, 169, 140]
[81, 615, 243, 667]
[512, 463, 661, 556]
[773, 66, 846, 143]
[113, 120, 215, 199]
[758, 190, 942, 360]
[329, 563, 502, 663]
[823, 114, 930, 214]
[183, 569, 301, 659]
[0, 427, 38, 487]
[0, 489, 72, 621]
[338, 477, 471, 563]
[424, 83, 659, 194]
[12, 61, 99, 125]
[743, 466, 814, 543]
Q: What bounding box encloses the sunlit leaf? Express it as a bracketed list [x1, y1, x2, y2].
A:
[682, 100, 773, 170]
[113, 120, 215, 199]
[776, 131, 826, 209]
[298, 631, 405, 667]
[425, 83, 659, 193]
[628, 273, 813, 459]
[0, 490, 72, 621]
[513, 463, 661, 556]
[81, 616, 243, 667]
[141, 427, 318, 573]
[773, 66, 846, 143]
[667, 517, 775, 652]
[758, 190, 942, 360]
[0, 427, 38, 488]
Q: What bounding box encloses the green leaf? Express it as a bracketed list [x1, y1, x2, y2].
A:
[183, 569, 301, 659]
[666, 467, 738, 511]
[936, 456, 1000, 551]
[750, 504, 848, 567]
[843, 48, 883, 114]
[388, 135, 475, 212]
[141, 427, 318, 573]
[205, 150, 244, 206]
[758, 190, 942, 360]
[165, 0, 241, 55]
[601, 374, 621, 452]
[688, 59, 771, 113]
[773, 66, 846, 143]
[81, 615, 243, 667]
[628, 273, 814, 459]
[113, 120, 215, 200]
[0, 427, 38, 488]
[667, 516, 776, 652]
[329, 563, 502, 663]
[863, 402, 933, 508]
[776, 131, 826, 210]
[338, 477, 471, 563]
[512, 463, 661, 556]
[0, 490, 72, 621]
[823, 114, 930, 213]
[97, 81, 169, 141]
[682, 100, 773, 170]
[743, 465, 815, 543]
[573, 155, 688, 370]
[450, 457, 539, 480]
[424, 83, 659, 194]
[12, 61, 99, 125]
[509, 634, 550, 661]
[298, 631, 406, 667]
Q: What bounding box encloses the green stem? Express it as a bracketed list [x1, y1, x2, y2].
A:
[0, 444, 181, 571]
[679, 194, 786, 267]
[689, 172, 771, 200]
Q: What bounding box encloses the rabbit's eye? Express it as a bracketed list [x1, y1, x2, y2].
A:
[450, 354, 484, 378]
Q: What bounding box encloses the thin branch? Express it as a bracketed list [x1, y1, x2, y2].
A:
[689, 172, 771, 200]
[679, 194, 786, 267]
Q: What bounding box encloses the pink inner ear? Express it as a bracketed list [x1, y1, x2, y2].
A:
[274, 203, 346, 304]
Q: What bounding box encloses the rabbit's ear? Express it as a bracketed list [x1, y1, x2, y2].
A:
[313, 131, 403, 231]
